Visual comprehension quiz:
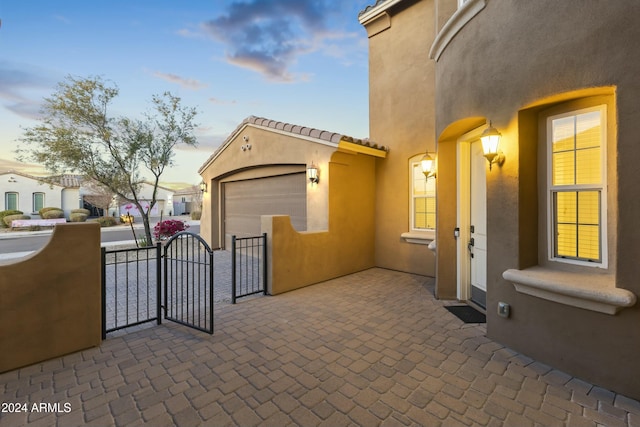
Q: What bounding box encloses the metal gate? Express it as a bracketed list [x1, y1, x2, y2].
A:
[101, 244, 162, 339]
[232, 233, 267, 303]
[164, 232, 214, 334]
[102, 232, 215, 337]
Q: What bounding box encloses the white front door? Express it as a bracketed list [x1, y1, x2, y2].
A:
[457, 129, 488, 307]
[469, 140, 487, 307]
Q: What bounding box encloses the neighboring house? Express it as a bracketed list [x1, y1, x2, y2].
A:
[198, 0, 640, 400]
[117, 182, 174, 217]
[172, 185, 200, 216]
[0, 171, 80, 218]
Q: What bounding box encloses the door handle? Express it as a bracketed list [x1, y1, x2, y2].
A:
[467, 238, 475, 258]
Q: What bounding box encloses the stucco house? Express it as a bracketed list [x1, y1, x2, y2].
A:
[360, 0, 640, 400]
[0, 171, 81, 218]
[198, 0, 640, 400]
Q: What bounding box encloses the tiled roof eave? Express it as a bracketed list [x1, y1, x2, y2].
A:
[358, 0, 405, 24]
[198, 115, 386, 174]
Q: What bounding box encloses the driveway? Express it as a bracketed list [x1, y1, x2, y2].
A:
[1, 268, 639, 426]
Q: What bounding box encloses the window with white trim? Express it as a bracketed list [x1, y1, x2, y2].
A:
[547, 105, 606, 266]
[411, 161, 436, 231]
[5, 192, 18, 211]
[33, 192, 45, 213]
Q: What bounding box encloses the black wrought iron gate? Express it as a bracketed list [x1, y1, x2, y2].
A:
[232, 233, 267, 304]
[102, 232, 214, 337]
[163, 232, 214, 334]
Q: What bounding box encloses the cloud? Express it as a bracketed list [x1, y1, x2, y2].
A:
[200, 0, 360, 82]
[0, 61, 55, 120]
[152, 72, 209, 90]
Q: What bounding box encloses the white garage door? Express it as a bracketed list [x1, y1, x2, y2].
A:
[224, 173, 306, 248]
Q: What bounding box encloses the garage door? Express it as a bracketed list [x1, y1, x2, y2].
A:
[224, 173, 306, 248]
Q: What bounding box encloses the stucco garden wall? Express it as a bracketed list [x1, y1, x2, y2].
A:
[433, 0, 640, 399]
[0, 223, 102, 373]
[263, 150, 376, 294]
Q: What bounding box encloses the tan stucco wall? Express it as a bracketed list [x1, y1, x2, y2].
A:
[199, 124, 336, 249]
[263, 150, 376, 294]
[365, 0, 437, 276]
[0, 223, 101, 372]
[434, 0, 640, 399]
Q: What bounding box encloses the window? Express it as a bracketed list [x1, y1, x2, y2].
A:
[5, 192, 18, 211]
[547, 105, 606, 266]
[411, 162, 436, 231]
[33, 192, 45, 213]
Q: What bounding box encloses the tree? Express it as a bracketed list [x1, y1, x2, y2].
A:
[17, 75, 199, 245]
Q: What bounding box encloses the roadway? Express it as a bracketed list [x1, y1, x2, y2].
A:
[0, 218, 200, 256]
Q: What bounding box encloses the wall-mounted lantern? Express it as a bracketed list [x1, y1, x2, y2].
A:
[480, 121, 505, 170]
[200, 181, 207, 193]
[420, 151, 436, 178]
[307, 163, 319, 184]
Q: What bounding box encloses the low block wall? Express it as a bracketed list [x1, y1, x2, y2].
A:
[0, 222, 102, 373]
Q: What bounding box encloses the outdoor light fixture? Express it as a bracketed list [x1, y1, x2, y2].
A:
[420, 151, 436, 178]
[480, 121, 505, 170]
[307, 163, 319, 184]
[200, 181, 207, 193]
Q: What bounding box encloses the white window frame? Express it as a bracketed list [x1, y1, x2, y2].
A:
[411, 158, 436, 231]
[402, 156, 436, 244]
[546, 105, 607, 268]
[33, 192, 45, 213]
[5, 192, 19, 211]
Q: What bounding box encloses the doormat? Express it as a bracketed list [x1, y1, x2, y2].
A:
[445, 305, 486, 324]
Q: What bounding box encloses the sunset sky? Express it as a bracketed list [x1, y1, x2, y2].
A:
[0, 1, 371, 185]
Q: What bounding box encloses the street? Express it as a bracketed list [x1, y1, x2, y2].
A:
[0, 223, 200, 254]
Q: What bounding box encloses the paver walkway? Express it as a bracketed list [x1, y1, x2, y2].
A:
[1, 268, 639, 426]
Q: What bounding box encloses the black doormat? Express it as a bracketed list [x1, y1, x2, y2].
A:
[445, 305, 486, 324]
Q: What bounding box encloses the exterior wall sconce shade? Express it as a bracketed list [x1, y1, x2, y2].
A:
[480, 121, 505, 170]
[200, 181, 207, 192]
[307, 164, 319, 184]
[421, 152, 436, 178]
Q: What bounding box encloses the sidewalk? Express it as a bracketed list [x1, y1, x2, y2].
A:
[1, 268, 639, 426]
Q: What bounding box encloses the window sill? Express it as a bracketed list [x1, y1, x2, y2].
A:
[401, 231, 434, 245]
[503, 267, 637, 315]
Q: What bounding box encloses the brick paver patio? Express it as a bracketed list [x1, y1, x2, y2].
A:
[1, 268, 639, 426]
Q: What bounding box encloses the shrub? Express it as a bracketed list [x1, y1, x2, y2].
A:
[93, 216, 117, 227]
[0, 210, 23, 228]
[41, 209, 65, 219]
[69, 213, 88, 222]
[39, 207, 60, 217]
[3, 214, 30, 227]
[71, 208, 91, 216]
[190, 211, 202, 220]
[153, 219, 189, 240]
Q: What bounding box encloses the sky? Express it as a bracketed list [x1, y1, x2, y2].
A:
[0, 0, 371, 186]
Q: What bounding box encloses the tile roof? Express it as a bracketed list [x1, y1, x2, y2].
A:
[0, 170, 84, 188]
[199, 115, 387, 174]
[359, 0, 392, 17]
[358, 0, 409, 21]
